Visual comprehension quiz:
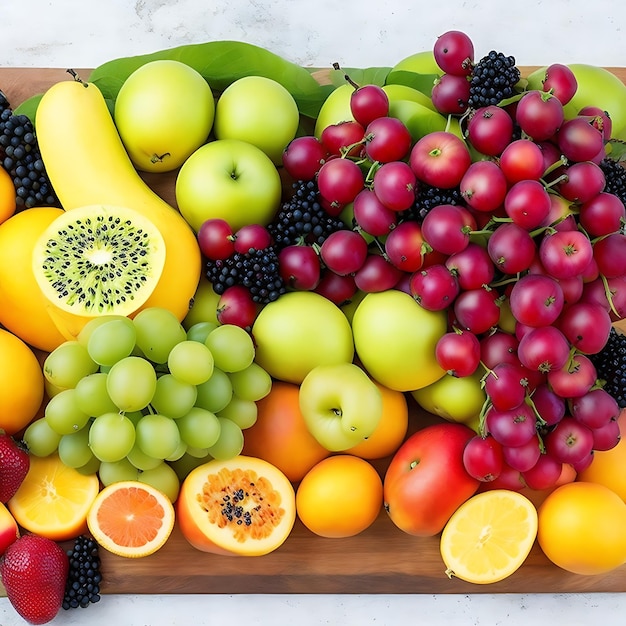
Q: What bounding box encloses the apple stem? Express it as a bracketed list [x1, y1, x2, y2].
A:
[332, 62, 360, 90]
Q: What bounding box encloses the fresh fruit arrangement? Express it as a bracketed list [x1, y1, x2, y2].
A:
[1, 29, 626, 622]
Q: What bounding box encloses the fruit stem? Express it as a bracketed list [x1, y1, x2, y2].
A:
[332, 62, 360, 90]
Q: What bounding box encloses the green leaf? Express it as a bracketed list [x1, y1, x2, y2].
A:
[606, 138, 626, 162]
[13, 94, 43, 124]
[323, 67, 391, 89]
[87, 40, 330, 119]
[384, 70, 439, 97]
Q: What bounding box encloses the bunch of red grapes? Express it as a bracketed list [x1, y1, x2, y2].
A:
[279, 30, 626, 493]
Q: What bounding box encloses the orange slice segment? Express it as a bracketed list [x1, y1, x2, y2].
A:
[439, 489, 538, 584]
[87, 480, 175, 558]
[8, 452, 100, 541]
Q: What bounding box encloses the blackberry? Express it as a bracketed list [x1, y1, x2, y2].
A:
[268, 179, 346, 249]
[468, 50, 521, 109]
[0, 89, 10, 116]
[589, 327, 626, 408]
[407, 183, 464, 222]
[0, 102, 59, 210]
[62, 535, 102, 610]
[205, 245, 286, 304]
[599, 157, 626, 210]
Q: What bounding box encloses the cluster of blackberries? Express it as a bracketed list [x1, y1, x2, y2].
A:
[599, 157, 626, 212]
[62, 535, 102, 610]
[590, 327, 626, 408]
[468, 50, 521, 109]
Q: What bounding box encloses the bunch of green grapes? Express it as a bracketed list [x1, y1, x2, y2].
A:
[23, 308, 272, 497]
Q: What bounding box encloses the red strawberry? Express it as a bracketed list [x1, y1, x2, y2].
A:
[0, 534, 69, 624]
[0, 431, 30, 503]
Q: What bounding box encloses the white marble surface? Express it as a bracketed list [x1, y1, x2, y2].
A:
[2, 1, 626, 624]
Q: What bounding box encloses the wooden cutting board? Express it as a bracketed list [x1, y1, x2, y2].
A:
[1, 66, 626, 595]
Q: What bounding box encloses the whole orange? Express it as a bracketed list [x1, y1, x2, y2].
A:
[242, 380, 330, 483]
[0, 328, 45, 435]
[345, 379, 409, 460]
[295, 454, 383, 538]
[577, 408, 626, 501]
[537, 481, 626, 575]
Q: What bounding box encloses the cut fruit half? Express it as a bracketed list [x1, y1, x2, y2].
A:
[33, 204, 166, 319]
[86, 480, 175, 558]
[439, 489, 538, 584]
[8, 453, 100, 542]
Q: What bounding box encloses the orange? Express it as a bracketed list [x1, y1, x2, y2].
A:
[577, 408, 626, 501]
[0, 328, 45, 435]
[0, 167, 16, 225]
[537, 481, 626, 575]
[242, 380, 330, 483]
[345, 379, 409, 459]
[0, 206, 68, 351]
[440, 489, 538, 584]
[8, 452, 100, 541]
[295, 454, 383, 538]
[87, 480, 175, 558]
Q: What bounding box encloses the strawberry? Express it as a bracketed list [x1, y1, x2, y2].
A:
[0, 533, 69, 625]
[0, 431, 30, 503]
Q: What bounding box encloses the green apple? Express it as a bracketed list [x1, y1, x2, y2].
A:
[383, 84, 437, 112]
[299, 362, 383, 451]
[175, 138, 282, 233]
[251, 291, 354, 384]
[114, 59, 215, 173]
[351, 290, 447, 392]
[411, 369, 486, 430]
[213, 76, 300, 165]
[387, 99, 448, 142]
[391, 50, 442, 76]
[182, 275, 220, 330]
[313, 84, 354, 138]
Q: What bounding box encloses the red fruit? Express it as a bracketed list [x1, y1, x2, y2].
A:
[216, 285, 259, 329]
[0, 433, 29, 504]
[0, 534, 69, 625]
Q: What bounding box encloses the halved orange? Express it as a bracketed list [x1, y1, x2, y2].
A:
[8, 452, 100, 541]
[439, 489, 538, 584]
[87, 481, 175, 558]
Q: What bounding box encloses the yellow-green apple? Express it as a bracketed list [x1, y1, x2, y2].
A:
[383, 84, 437, 112]
[299, 362, 383, 451]
[411, 369, 485, 430]
[175, 138, 282, 232]
[251, 291, 354, 384]
[114, 59, 215, 173]
[383, 422, 480, 536]
[391, 50, 442, 76]
[387, 99, 448, 142]
[314, 84, 354, 138]
[0, 502, 19, 555]
[214, 76, 300, 165]
[351, 289, 447, 392]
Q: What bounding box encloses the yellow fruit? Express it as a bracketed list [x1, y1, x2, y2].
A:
[0, 206, 68, 351]
[35, 78, 201, 331]
[8, 453, 100, 541]
[440, 489, 538, 584]
[537, 481, 626, 576]
[87, 480, 175, 558]
[0, 166, 16, 225]
[0, 328, 45, 435]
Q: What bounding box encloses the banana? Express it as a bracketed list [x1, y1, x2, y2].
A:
[35, 77, 201, 332]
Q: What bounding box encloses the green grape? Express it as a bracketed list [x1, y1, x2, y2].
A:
[43, 341, 98, 389]
[22, 417, 62, 457]
[206, 417, 244, 460]
[88, 412, 136, 463]
[133, 307, 187, 364]
[124, 410, 145, 427]
[194, 367, 233, 413]
[204, 324, 255, 373]
[138, 462, 180, 503]
[135, 413, 181, 460]
[106, 356, 157, 412]
[177, 407, 221, 449]
[98, 457, 139, 486]
[87, 317, 137, 367]
[150, 374, 197, 419]
[44, 388, 91, 435]
[77, 314, 128, 346]
[186, 321, 219, 343]
[44, 378, 67, 399]
[167, 340, 214, 386]
[76, 455, 101, 476]
[74, 372, 118, 417]
[185, 445, 210, 459]
[217, 395, 258, 430]
[126, 443, 163, 471]
[228, 362, 272, 402]
[165, 439, 188, 462]
[58, 427, 94, 469]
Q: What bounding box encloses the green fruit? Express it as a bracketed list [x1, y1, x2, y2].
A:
[391, 50, 442, 76]
[383, 84, 437, 112]
[114, 59, 215, 173]
[32, 204, 166, 318]
[388, 99, 448, 142]
[314, 84, 354, 138]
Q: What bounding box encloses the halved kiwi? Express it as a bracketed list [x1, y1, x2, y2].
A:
[33, 204, 166, 318]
